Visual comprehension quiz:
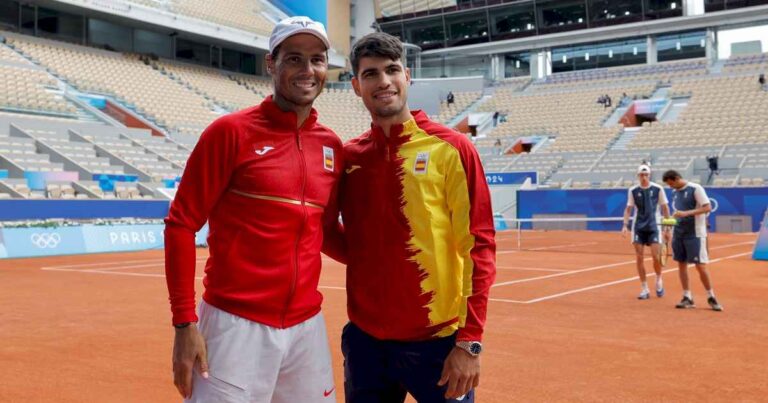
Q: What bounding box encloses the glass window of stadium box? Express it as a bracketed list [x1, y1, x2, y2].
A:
[552, 37, 647, 73]
[419, 53, 491, 78]
[536, 0, 588, 34]
[381, 22, 405, 41]
[643, 0, 684, 20]
[404, 16, 446, 50]
[504, 52, 531, 78]
[445, 9, 490, 46]
[223, 48, 257, 75]
[657, 30, 706, 62]
[0, 1, 19, 32]
[134, 29, 172, 59]
[705, 0, 726, 11]
[20, 4, 35, 36]
[176, 38, 212, 67]
[489, 2, 537, 41]
[87, 19, 132, 52]
[707, 0, 768, 11]
[37, 7, 84, 44]
[588, 0, 644, 27]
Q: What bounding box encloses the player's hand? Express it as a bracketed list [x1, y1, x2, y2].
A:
[673, 210, 688, 218]
[621, 226, 628, 238]
[173, 324, 208, 399]
[438, 347, 480, 399]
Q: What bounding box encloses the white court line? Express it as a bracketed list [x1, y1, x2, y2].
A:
[496, 266, 569, 272]
[41, 257, 207, 271]
[497, 241, 598, 254]
[488, 298, 529, 304]
[500, 251, 753, 304]
[40, 241, 754, 304]
[39, 266, 346, 291]
[491, 241, 755, 288]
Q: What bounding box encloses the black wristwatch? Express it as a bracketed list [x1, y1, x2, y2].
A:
[173, 322, 192, 329]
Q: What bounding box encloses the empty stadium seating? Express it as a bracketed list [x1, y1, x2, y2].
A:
[1, 27, 767, 197]
[482, 83, 654, 152]
[435, 91, 482, 124]
[154, 60, 266, 112]
[630, 75, 768, 148]
[313, 88, 370, 141]
[6, 34, 221, 137]
[0, 44, 78, 116]
[0, 133, 64, 173]
[128, 0, 276, 36]
[540, 59, 708, 90]
[722, 53, 768, 74]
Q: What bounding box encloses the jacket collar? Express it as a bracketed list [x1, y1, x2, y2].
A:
[370, 110, 428, 144]
[260, 95, 319, 130]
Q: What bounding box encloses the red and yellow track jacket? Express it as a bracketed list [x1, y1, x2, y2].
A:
[339, 110, 496, 342]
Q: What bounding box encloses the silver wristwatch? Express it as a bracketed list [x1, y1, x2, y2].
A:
[456, 341, 483, 357]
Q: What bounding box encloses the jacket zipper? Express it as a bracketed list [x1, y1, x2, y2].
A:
[282, 128, 307, 327]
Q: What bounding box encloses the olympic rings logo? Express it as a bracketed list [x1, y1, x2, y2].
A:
[709, 198, 719, 213]
[30, 233, 62, 249]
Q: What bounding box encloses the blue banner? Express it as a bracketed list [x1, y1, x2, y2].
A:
[486, 171, 538, 185]
[82, 224, 164, 253]
[753, 217, 768, 261]
[1, 227, 87, 258]
[517, 187, 768, 232]
[0, 223, 209, 259]
[0, 170, 7, 179]
[0, 199, 170, 221]
[0, 231, 7, 258]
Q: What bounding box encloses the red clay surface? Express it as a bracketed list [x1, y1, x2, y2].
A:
[1, 231, 767, 402]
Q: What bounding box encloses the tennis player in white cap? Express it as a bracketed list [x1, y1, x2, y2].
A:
[166, 16, 341, 403]
[622, 164, 670, 300]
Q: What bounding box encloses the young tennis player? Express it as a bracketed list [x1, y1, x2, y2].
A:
[662, 170, 723, 311]
[337, 32, 496, 402]
[623, 164, 670, 299]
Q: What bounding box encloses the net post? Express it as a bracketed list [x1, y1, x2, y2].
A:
[517, 219, 522, 250]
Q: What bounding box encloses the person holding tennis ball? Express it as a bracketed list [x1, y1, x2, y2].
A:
[662, 170, 723, 311]
[623, 164, 671, 300]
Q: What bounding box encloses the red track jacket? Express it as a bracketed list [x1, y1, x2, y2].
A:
[164, 96, 343, 327]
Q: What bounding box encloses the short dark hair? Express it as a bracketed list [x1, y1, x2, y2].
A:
[662, 170, 682, 182]
[350, 32, 404, 76]
[270, 45, 281, 60]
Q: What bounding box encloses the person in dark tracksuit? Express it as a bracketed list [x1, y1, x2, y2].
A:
[662, 170, 723, 311]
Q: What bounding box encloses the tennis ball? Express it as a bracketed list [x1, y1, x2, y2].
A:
[661, 218, 678, 226]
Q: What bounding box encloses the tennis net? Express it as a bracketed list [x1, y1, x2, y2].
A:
[495, 216, 670, 256]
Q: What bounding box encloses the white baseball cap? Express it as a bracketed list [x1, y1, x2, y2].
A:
[637, 165, 651, 174]
[269, 16, 330, 54]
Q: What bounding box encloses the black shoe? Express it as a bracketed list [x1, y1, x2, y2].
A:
[676, 297, 695, 309]
[707, 297, 723, 312]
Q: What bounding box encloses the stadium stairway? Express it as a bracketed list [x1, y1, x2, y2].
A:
[447, 94, 492, 129]
[609, 127, 640, 151]
[602, 105, 629, 127]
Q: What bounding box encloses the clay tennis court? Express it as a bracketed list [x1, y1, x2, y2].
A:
[1, 230, 766, 402]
